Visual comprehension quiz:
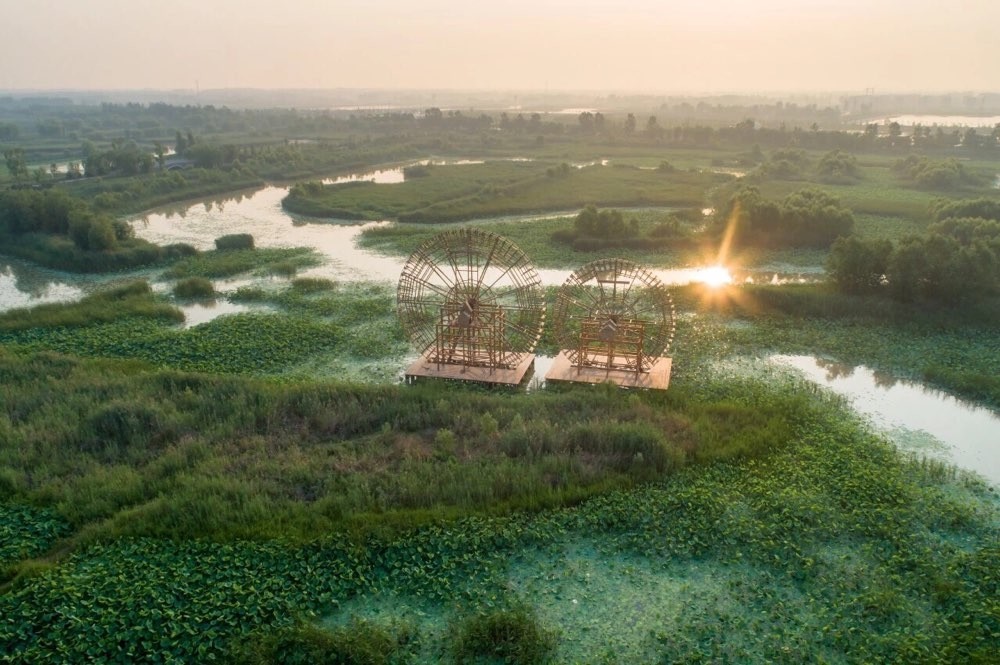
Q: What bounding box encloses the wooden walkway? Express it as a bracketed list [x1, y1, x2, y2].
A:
[543, 351, 672, 390]
[404, 354, 535, 386]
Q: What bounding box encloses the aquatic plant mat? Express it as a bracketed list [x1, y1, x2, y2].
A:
[1, 365, 996, 662]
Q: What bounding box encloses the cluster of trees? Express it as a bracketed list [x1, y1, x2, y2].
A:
[551, 205, 694, 251]
[828, 199, 1000, 302]
[554, 189, 858, 254]
[713, 186, 855, 249]
[753, 148, 812, 180]
[815, 150, 861, 183]
[80, 131, 241, 176]
[577, 111, 607, 134]
[0, 188, 131, 251]
[3, 148, 28, 180]
[892, 155, 985, 190]
[745, 149, 862, 184]
[82, 139, 155, 177]
[570, 205, 637, 239]
[0, 188, 199, 272]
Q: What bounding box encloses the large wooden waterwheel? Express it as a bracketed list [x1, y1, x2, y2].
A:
[397, 229, 545, 379]
[551, 257, 674, 378]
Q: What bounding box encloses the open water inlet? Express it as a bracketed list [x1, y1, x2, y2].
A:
[771, 354, 1000, 486]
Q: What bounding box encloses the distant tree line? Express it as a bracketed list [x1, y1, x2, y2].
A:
[3, 96, 997, 160]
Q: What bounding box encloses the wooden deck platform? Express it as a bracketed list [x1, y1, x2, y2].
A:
[543, 351, 672, 390]
[404, 353, 535, 386]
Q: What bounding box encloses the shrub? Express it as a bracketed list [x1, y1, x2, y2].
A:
[86, 401, 163, 448]
[816, 150, 861, 183]
[230, 286, 268, 301]
[269, 261, 298, 277]
[403, 164, 431, 179]
[86, 217, 118, 251]
[164, 243, 199, 259]
[215, 233, 255, 251]
[173, 277, 215, 299]
[567, 421, 680, 472]
[827, 235, 892, 294]
[451, 607, 556, 665]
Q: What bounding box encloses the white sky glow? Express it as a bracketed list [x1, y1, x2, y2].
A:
[0, 0, 996, 92]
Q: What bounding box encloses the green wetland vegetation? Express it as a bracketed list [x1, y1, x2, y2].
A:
[283, 160, 729, 223]
[1, 97, 999, 662]
[2, 347, 997, 663]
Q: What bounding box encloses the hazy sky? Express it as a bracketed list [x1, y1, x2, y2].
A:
[1, 0, 997, 93]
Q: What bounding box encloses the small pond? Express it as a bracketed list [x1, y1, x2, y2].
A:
[174, 300, 265, 328]
[772, 354, 1000, 486]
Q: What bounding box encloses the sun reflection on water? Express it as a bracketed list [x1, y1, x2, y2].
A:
[693, 265, 733, 288]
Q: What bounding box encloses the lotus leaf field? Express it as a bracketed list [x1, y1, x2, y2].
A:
[1, 271, 999, 662]
[0, 279, 408, 378]
[1, 382, 997, 662]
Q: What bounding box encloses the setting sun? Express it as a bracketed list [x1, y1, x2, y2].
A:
[695, 266, 733, 288]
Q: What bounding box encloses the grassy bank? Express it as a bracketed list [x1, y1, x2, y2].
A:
[283, 161, 729, 222]
[0, 347, 807, 545]
[358, 209, 703, 268]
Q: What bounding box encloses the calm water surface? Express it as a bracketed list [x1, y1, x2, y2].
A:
[0, 259, 88, 311]
[869, 114, 1000, 127]
[128, 184, 810, 289]
[772, 354, 1000, 486]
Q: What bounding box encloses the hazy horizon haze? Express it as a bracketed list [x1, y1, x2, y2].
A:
[1, 0, 997, 94]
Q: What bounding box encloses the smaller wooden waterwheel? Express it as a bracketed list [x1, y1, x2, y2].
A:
[552, 257, 675, 374]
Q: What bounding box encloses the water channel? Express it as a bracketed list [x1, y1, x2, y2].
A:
[870, 114, 1000, 128]
[771, 355, 999, 486]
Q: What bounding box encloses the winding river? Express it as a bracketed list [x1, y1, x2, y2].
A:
[1, 161, 812, 312]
